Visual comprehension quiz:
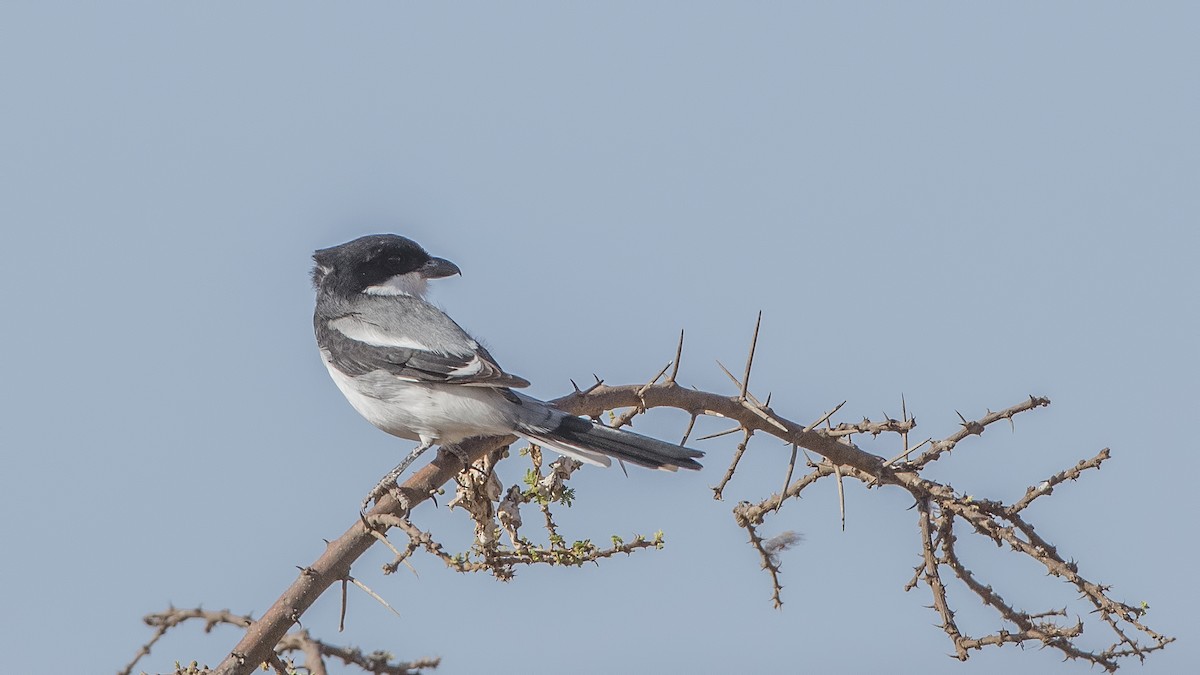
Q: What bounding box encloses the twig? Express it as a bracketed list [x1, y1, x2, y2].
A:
[712, 429, 752, 500]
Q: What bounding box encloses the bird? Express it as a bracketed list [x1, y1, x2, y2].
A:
[311, 234, 704, 504]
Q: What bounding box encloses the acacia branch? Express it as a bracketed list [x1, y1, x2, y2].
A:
[211, 380, 888, 675]
[203, 373, 1169, 673]
[212, 437, 511, 675]
[123, 607, 438, 675]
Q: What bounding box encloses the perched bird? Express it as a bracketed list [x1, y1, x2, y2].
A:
[311, 234, 703, 502]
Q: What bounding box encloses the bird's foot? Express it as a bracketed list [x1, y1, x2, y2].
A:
[360, 442, 434, 511]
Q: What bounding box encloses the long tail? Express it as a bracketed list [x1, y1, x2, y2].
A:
[518, 415, 704, 471]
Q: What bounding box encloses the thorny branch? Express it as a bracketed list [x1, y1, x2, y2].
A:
[363, 446, 665, 582]
[121, 607, 439, 675]
[172, 320, 1169, 675]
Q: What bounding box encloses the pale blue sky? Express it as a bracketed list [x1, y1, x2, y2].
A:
[2, 3, 1196, 674]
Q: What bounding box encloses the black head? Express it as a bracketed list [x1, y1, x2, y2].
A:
[312, 234, 460, 298]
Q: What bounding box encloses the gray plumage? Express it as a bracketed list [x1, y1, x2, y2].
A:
[312, 234, 704, 474]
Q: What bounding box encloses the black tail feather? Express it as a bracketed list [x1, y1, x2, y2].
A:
[538, 416, 704, 471]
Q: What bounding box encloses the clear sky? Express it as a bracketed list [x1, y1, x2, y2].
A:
[2, 3, 1196, 674]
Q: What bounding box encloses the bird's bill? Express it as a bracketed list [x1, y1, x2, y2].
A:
[420, 257, 461, 279]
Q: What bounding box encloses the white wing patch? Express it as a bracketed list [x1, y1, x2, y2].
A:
[329, 316, 435, 351]
[447, 355, 486, 378]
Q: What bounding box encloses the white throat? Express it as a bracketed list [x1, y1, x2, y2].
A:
[364, 272, 428, 298]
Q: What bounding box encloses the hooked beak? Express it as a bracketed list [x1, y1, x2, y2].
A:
[419, 256, 461, 279]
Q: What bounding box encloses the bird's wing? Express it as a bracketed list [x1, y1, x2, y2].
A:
[316, 296, 531, 389]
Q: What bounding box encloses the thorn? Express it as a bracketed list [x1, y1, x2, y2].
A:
[715, 359, 739, 386]
[798, 444, 817, 467]
[679, 413, 698, 446]
[637, 361, 673, 397]
[740, 311, 763, 402]
[741, 398, 790, 432]
[775, 443, 799, 514]
[696, 425, 744, 441]
[834, 463, 846, 531]
[715, 360, 769, 408]
[578, 376, 606, 396]
[885, 438, 931, 465]
[339, 577, 349, 631]
[348, 577, 403, 619]
[669, 329, 685, 383]
[804, 401, 846, 433]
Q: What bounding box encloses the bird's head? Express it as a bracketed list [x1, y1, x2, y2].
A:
[312, 234, 461, 299]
